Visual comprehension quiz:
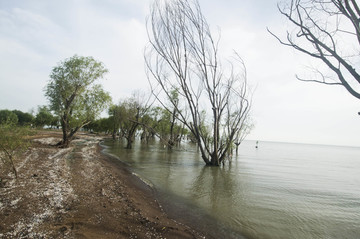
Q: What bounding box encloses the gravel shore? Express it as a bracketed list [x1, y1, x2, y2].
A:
[0, 131, 205, 238]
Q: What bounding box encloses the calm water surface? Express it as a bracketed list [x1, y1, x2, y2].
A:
[103, 140, 360, 239]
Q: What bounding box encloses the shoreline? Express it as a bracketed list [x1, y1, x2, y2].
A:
[97, 139, 210, 238]
[100, 139, 245, 239]
[0, 131, 207, 238]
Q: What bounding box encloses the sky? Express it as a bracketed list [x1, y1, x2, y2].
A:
[0, 0, 359, 147]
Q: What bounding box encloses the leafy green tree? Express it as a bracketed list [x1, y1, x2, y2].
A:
[120, 98, 142, 149]
[139, 89, 184, 148]
[12, 110, 34, 126]
[85, 117, 112, 134]
[117, 91, 152, 149]
[45, 55, 111, 147]
[0, 110, 18, 125]
[34, 106, 55, 128]
[98, 117, 112, 133]
[0, 123, 32, 178]
[108, 104, 122, 140]
[83, 120, 99, 132]
[152, 108, 173, 143]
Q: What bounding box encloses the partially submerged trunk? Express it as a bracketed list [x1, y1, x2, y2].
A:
[235, 142, 240, 155]
[125, 108, 141, 149]
[167, 139, 175, 149]
[125, 123, 138, 149]
[146, 0, 251, 167]
[112, 130, 116, 140]
[126, 137, 133, 149]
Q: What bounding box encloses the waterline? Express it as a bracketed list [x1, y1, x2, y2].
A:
[104, 139, 360, 238]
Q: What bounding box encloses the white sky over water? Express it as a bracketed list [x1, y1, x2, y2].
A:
[0, 0, 359, 147]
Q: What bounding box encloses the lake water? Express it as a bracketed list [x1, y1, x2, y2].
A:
[102, 140, 360, 239]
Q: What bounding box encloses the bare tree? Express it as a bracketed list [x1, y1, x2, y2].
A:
[145, 0, 251, 166]
[268, 0, 360, 100]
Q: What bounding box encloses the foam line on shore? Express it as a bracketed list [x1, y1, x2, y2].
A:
[131, 172, 154, 188]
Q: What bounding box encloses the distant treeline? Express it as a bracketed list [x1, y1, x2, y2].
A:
[0, 107, 58, 128]
[0, 98, 190, 150]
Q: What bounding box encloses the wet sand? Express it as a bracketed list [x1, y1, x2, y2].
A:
[0, 131, 207, 238]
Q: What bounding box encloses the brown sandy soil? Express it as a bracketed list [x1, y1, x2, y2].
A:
[0, 131, 205, 238]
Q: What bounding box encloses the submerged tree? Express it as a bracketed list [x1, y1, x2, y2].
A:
[108, 104, 122, 140]
[233, 120, 253, 155]
[45, 55, 111, 147]
[147, 104, 186, 148]
[268, 0, 360, 100]
[146, 0, 251, 166]
[116, 91, 152, 149]
[148, 89, 182, 148]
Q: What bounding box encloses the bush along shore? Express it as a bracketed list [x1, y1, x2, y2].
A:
[0, 131, 206, 238]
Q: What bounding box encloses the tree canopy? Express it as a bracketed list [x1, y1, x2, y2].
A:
[45, 55, 111, 147]
[34, 106, 58, 128]
[0, 110, 18, 125]
[12, 110, 34, 126]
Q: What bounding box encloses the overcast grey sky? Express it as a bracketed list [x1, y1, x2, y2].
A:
[0, 0, 359, 147]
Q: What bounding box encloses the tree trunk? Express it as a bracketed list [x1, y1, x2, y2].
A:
[126, 137, 133, 149]
[210, 153, 220, 166]
[235, 143, 240, 155]
[112, 130, 116, 140]
[61, 137, 70, 148]
[146, 0, 251, 166]
[58, 117, 80, 148]
[167, 139, 175, 149]
[10, 156, 18, 179]
[58, 113, 71, 147]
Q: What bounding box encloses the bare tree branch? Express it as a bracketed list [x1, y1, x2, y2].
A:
[145, 0, 252, 166]
[269, 0, 360, 100]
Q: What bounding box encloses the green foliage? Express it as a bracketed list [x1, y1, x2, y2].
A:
[108, 104, 123, 138]
[111, 92, 152, 148]
[45, 55, 111, 146]
[118, 98, 139, 134]
[85, 117, 112, 133]
[34, 106, 58, 128]
[0, 123, 33, 178]
[154, 107, 172, 138]
[12, 110, 34, 126]
[46, 55, 111, 120]
[0, 110, 18, 125]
